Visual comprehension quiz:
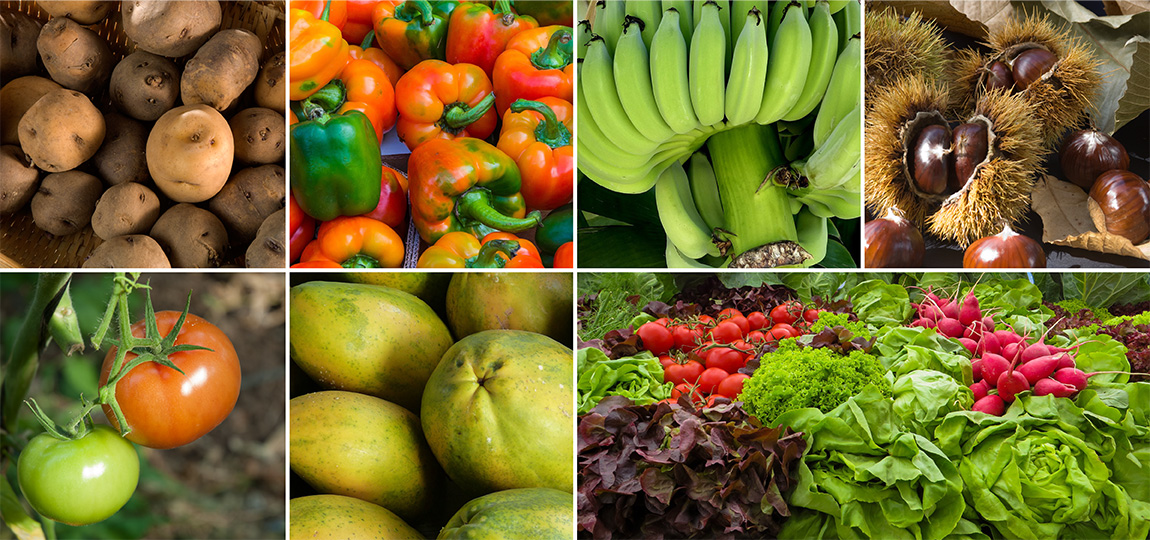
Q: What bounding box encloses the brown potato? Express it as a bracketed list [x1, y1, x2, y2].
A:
[180, 29, 262, 112]
[0, 76, 61, 145]
[36, 1, 111, 24]
[254, 51, 285, 113]
[150, 203, 228, 267]
[82, 234, 171, 268]
[207, 164, 285, 244]
[91, 112, 150, 186]
[0, 145, 39, 213]
[91, 182, 161, 240]
[230, 108, 285, 165]
[1, 10, 42, 83]
[110, 51, 180, 122]
[146, 104, 233, 202]
[245, 208, 285, 268]
[30, 170, 102, 235]
[37, 16, 113, 94]
[121, 0, 221, 58]
[18, 89, 105, 172]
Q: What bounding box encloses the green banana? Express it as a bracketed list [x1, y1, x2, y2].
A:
[593, 0, 626, 52]
[687, 152, 725, 230]
[689, 1, 726, 127]
[827, 0, 848, 13]
[655, 161, 718, 258]
[661, 0, 693, 47]
[766, 0, 795, 40]
[783, 128, 814, 162]
[754, 0, 811, 124]
[624, 0, 661, 47]
[832, 0, 859, 53]
[692, 0, 731, 73]
[577, 20, 593, 60]
[582, 36, 661, 155]
[730, 1, 768, 41]
[797, 102, 861, 189]
[649, 8, 702, 134]
[793, 177, 861, 219]
[781, 0, 837, 121]
[794, 207, 828, 267]
[812, 32, 859, 148]
[615, 18, 678, 143]
[665, 237, 718, 268]
[723, 7, 768, 126]
[581, 145, 696, 195]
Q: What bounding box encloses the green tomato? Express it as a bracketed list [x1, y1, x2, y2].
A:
[17, 425, 139, 526]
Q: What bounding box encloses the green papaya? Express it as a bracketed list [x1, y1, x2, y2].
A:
[445, 273, 572, 345]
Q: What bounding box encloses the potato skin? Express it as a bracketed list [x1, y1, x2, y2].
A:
[36, 1, 111, 25]
[0, 76, 60, 145]
[208, 164, 285, 243]
[82, 234, 171, 268]
[231, 108, 285, 165]
[0, 10, 42, 83]
[91, 182, 161, 240]
[110, 51, 180, 122]
[181, 29, 262, 112]
[37, 16, 113, 94]
[0, 145, 39, 214]
[18, 89, 105, 172]
[121, 0, 221, 58]
[30, 170, 103, 236]
[150, 203, 229, 267]
[147, 104, 234, 202]
[92, 112, 150, 186]
[254, 51, 286, 113]
[246, 208, 285, 268]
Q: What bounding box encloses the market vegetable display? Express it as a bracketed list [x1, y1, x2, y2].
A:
[579, 0, 863, 268]
[578, 272, 1150, 538]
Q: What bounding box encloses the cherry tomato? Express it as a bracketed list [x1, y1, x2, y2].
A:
[664, 360, 704, 386]
[654, 317, 671, 327]
[746, 330, 767, 345]
[769, 301, 802, 325]
[697, 367, 729, 394]
[672, 324, 700, 351]
[704, 394, 729, 408]
[746, 311, 769, 331]
[730, 339, 753, 354]
[636, 321, 673, 355]
[17, 426, 139, 525]
[804, 308, 821, 323]
[709, 321, 742, 344]
[717, 308, 744, 320]
[99, 312, 240, 449]
[706, 348, 744, 373]
[767, 327, 792, 343]
[716, 373, 750, 398]
[658, 355, 675, 368]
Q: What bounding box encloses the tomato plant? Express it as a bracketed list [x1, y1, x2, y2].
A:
[636, 321, 673, 356]
[17, 425, 139, 526]
[99, 312, 241, 449]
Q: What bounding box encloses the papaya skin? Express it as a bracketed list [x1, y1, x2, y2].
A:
[438, 488, 573, 540]
[339, 272, 450, 313]
[290, 494, 422, 539]
[445, 273, 573, 345]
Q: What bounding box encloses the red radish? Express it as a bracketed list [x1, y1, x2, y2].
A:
[942, 301, 960, 321]
[963, 320, 986, 340]
[926, 291, 943, 306]
[1018, 355, 1061, 382]
[971, 359, 983, 381]
[981, 315, 995, 332]
[1033, 378, 1076, 398]
[937, 318, 965, 338]
[1056, 354, 1076, 370]
[972, 394, 1006, 415]
[994, 330, 1025, 347]
[1001, 342, 1023, 364]
[971, 380, 990, 400]
[958, 291, 981, 326]
[997, 370, 1030, 402]
[981, 353, 1010, 388]
[1054, 368, 1089, 392]
[1021, 342, 1053, 363]
[977, 332, 1001, 356]
[959, 337, 978, 356]
[919, 303, 944, 322]
[910, 318, 937, 329]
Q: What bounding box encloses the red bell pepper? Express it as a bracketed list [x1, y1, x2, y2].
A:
[491, 25, 573, 115]
[497, 97, 572, 210]
[395, 60, 498, 151]
[358, 165, 407, 229]
[552, 241, 573, 268]
[342, 0, 387, 43]
[480, 232, 543, 268]
[445, 0, 537, 78]
[289, 193, 316, 264]
[416, 231, 522, 268]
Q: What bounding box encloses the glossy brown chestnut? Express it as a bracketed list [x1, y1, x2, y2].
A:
[950, 123, 988, 192]
[963, 225, 1046, 268]
[986, 61, 1014, 91]
[1089, 169, 1150, 244]
[1011, 48, 1058, 90]
[865, 210, 925, 268]
[1060, 129, 1130, 190]
[911, 125, 951, 195]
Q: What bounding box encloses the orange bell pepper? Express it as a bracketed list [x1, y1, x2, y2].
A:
[337, 58, 396, 140]
[395, 60, 498, 151]
[497, 97, 572, 211]
[481, 232, 544, 268]
[290, 5, 350, 100]
[293, 216, 404, 268]
[552, 241, 573, 268]
[347, 32, 404, 90]
[445, 0, 537, 78]
[342, 0, 383, 43]
[491, 25, 573, 115]
[294, 0, 348, 29]
[416, 231, 525, 268]
[371, 0, 457, 71]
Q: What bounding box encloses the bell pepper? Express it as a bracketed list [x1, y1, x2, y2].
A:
[372, 0, 457, 70]
[511, 1, 571, 26]
[290, 84, 382, 221]
[358, 165, 407, 229]
[480, 232, 543, 268]
[409, 137, 541, 244]
[336, 59, 396, 141]
[290, 4, 350, 100]
[289, 193, 317, 264]
[395, 60, 498, 151]
[534, 203, 572, 254]
[492, 25, 573, 115]
[295, 0, 348, 29]
[446, 0, 537, 78]
[347, 31, 404, 88]
[342, 0, 386, 43]
[552, 241, 573, 268]
[293, 216, 404, 268]
[497, 98, 572, 210]
[416, 231, 523, 268]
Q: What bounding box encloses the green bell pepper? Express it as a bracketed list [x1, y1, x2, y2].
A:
[536, 203, 572, 254]
[375, 0, 458, 70]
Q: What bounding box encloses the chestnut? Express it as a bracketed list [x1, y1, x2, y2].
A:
[865, 208, 925, 268]
[963, 225, 1046, 268]
[911, 125, 951, 195]
[1089, 169, 1150, 244]
[1011, 48, 1058, 90]
[950, 122, 988, 192]
[986, 61, 1014, 91]
[1060, 129, 1130, 190]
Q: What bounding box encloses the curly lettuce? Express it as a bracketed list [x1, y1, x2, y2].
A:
[577, 348, 671, 414]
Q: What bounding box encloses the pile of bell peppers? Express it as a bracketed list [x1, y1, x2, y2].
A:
[288, 0, 574, 269]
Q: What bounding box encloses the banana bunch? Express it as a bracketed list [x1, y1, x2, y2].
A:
[580, 0, 863, 268]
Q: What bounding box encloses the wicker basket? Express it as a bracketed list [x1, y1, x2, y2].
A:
[0, 0, 285, 268]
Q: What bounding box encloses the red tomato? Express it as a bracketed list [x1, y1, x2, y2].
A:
[706, 348, 744, 373]
[654, 317, 671, 327]
[709, 321, 742, 344]
[769, 301, 803, 325]
[716, 373, 750, 398]
[672, 325, 700, 351]
[767, 327, 792, 343]
[730, 339, 753, 353]
[664, 360, 704, 385]
[746, 330, 767, 345]
[728, 315, 749, 335]
[746, 311, 769, 331]
[772, 323, 799, 338]
[673, 383, 704, 403]
[704, 394, 729, 408]
[99, 312, 240, 449]
[717, 308, 743, 320]
[804, 309, 821, 323]
[697, 315, 715, 326]
[637, 322, 673, 355]
[658, 355, 675, 368]
[697, 367, 729, 394]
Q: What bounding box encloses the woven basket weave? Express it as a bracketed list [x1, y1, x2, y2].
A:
[0, 0, 285, 268]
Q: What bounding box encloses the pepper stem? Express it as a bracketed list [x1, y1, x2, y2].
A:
[398, 0, 434, 24]
[456, 189, 542, 232]
[531, 28, 573, 71]
[301, 79, 346, 119]
[510, 99, 570, 148]
[320, 0, 332, 22]
[342, 254, 382, 268]
[470, 240, 518, 268]
[361, 30, 375, 49]
[494, 0, 513, 16]
[441, 93, 496, 130]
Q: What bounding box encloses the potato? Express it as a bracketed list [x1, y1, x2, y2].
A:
[121, 0, 221, 58]
[37, 16, 113, 94]
[82, 234, 171, 268]
[146, 104, 233, 202]
[0, 76, 60, 145]
[91, 112, 151, 186]
[110, 51, 180, 122]
[30, 170, 102, 235]
[180, 29, 262, 112]
[230, 108, 285, 165]
[1, 10, 42, 83]
[18, 89, 104, 172]
[36, 1, 111, 25]
[150, 203, 228, 267]
[91, 182, 161, 240]
[0, 145, 39, 213]
[207, 164, 285, 243]
[246, 208, 285, 268]
[254, 51, 285, 113]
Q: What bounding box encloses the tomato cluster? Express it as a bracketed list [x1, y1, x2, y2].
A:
[634, 301, 823, 407]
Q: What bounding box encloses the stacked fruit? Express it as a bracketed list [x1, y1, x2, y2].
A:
[579, 0, 863, 268]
